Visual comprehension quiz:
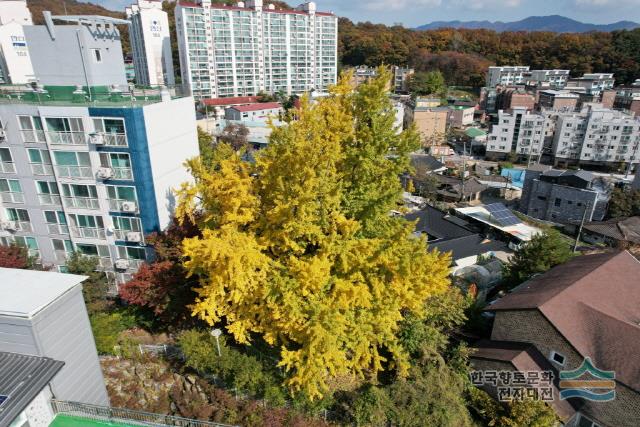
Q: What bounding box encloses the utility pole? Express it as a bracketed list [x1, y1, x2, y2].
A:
[460, 139, 466, 202]
[574, 201, 591, 253]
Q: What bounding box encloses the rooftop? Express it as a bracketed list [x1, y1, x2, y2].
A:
[487, 251, 640, 392]
[230, 102, 282, 112]
[0, 85, 188, 108]
[455, 204, 543, 242]
[0, 352, 64, 427]
[583, 216, 640, 244]
[404, 205, 474, 241]
[0, 268, 86, 318]
[201, 96, 260, 107]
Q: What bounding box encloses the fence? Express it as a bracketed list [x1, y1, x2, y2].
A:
[50, 400, 236, 427]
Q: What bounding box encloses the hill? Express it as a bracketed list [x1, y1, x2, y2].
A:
[416, 15, 640, 33]
[28, 0, 126, 24]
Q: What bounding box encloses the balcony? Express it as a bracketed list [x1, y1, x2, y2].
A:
[1, 192, 25, 203]
[47, 131, 86, 146]
[38, 194, 62, 205]
[31, 163, 54, 175]
[62, 196, 100, 210]
[54, 165, 93, 179]
[108, 199, 138, 213]
[0, 161, 15, 173]
[47, 223, 69, 235]
[70, 226, 106, 240]
[21, 129, 46, 143]
[49, 400, 235, 427]
[92, 133, 128, 147]
[1, 220, 32, 232]
[114, 230, 143, 243]
[106, 167, 133, 181]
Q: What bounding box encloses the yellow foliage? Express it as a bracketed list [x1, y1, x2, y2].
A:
[177, 72, 452, 399]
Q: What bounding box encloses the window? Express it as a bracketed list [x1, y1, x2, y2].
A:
[0, 147, 12, 162]
[112, 216, 141, 232]
[117, 245, 146, 260]
[52, 238, 74, 253]
[69, 214, 104, 229]
[28, 148, 52, 164]
[44, 210, 67, 225]
[550, 351, 566, 366]
[537, 196, 547, 201]
[61, 183, 97, 199]
[554, 198, 562, 207]
[14, 236, 38, 251]
[76, 243, 110, 258]
[18, 115, 45, 142]
[107, 185, 137, 201]
[36, 181, 59, 195]
[45, 117, 84, 133]
[93, 118, 125, 134]
[92, 48, 102, 63]
[577, 414, 601, 427]
[6, 208, 29, 222]
[0, 178, 22, 194]
[53, 151, 90, 166]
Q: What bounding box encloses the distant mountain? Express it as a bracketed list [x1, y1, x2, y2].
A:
[416, 15, 640, 33]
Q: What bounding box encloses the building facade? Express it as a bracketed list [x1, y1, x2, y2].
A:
[486, 66, 529, 88]
[175, 0, 338, 100]
[0, 0, 34, 84]
[486, 108, 546, 161]
[568, 73, 615, 96]
[523, 69, 570, 89]
[551, 106, 640, 168]
[0, 87, 198, 283]
[126, 0, 175, 87]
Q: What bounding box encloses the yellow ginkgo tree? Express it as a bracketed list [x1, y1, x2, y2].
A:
[177, 70, 452, 399]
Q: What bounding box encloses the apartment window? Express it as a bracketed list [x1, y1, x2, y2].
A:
[550, 351, 566, 366]
[69, 214, 104, 229]
[554, 198, 562, 207]
[14, 236, 38, 252]
[0, 178, 22, 195]
[112, 216, 141, 232]
[52, 238, 74, 253]
[93, 118, 125, 134]
[117, 245, 146, 260]
[36, 181, 60, 196]
[92, 48, 102, 63]
[107, 185, 137, 201]
[27, 148, 53, 174]
[537, 196, 547, 201]
[18, 115, 45, 142]
[6, 207, 29, 222]
[76, 243, 110, 258]
[45, 210, 67, 225]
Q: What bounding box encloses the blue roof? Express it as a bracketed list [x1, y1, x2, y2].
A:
[501, 168, 526, 189]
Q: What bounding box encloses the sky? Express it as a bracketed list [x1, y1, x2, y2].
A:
[89, 0, 640, 27]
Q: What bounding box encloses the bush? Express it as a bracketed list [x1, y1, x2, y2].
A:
[178, 329, 286, 405]
[90, 311, 137, 355]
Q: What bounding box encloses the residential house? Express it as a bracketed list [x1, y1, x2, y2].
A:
[474, 251, 640, 427]
[224, 102, 282, 123]
[582, 216, 640, 247]
[435, 175, 488, 203]
[449, 105, 475, 128]
[520, 169, 610, 224]
[537, 90, 579, 112]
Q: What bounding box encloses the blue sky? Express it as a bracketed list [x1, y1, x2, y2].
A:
[88, 0, 640, 27]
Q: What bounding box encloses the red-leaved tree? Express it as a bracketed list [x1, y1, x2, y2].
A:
[0, 245, 31, 269]
[119, 218, 201, 329]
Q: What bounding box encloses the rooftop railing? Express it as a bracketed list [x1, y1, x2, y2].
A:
[50, 400, 236, 427]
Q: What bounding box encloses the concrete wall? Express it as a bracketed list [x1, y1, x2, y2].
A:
[143, 96, 198, 229]
[24, 24, 127, 87]
[521, 177, 600, 223]
[413, 109, 449, 145]
[0, 284, 109, 406]
[0, 21, 35, 83]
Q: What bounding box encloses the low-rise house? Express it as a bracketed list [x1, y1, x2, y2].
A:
[435, 175, 488, 203]
[537, 90, 579, 112]
[474, 251, 640, 427]
[582, 216, 640, 247]
[224, 102, 282, 123]
[449, 105, 475, 128]
[520, 169, 610, 224]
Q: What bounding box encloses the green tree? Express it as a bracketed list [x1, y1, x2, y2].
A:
[608, 187, 640, 218]
[503, 230, 574, 288]
[469, 387, 558, 427]
[218, 123, 250, 152]
[66, 252, 110, 315]
[408, 71, 447, 97]
[90, 311, 137, 355]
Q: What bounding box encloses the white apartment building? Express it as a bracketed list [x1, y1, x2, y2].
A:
[0, 0, 34, 84]
[0, 87, 198, 284]
[126, 0, 175, 86]
[486, 66, 530, 88]
[552, 106, 640, 168]
[568, 73, 615, 96]
[486, 107, 547, 161]
[175, 0, 338, 100]
[524, 69, 570, 89]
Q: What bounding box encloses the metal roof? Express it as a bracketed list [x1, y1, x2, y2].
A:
[0, 269, 86, 318]
[51, 15, 130, 25]
[0, 352, 64, 427]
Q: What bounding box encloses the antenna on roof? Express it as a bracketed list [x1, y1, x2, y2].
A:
[63, 1, 68, 15]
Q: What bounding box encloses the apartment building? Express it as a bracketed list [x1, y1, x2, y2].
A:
[0, 86, 198, 283]
[614, 83, 640, 117]
[486, 66, 529, 88]
[392, 66, 414, 93]
[0, 0, 34, 84]
[551, 106, 640, 168]
[175, 0, 338, 100]
[126, 0, 176, 86]
[537, 90, 579, 111]
[486, 107, 546, 161]
[523, 69, 570, 89]
[568, 73, 615, 96]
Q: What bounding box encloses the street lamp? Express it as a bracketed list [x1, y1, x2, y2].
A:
[211, 328, 222, 357]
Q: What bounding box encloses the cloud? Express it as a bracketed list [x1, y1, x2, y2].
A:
[364, 0, 442, 12]
[464, 0, 522, 10]
[575, 0, 640, 5]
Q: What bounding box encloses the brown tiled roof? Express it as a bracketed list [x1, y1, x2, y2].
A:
[487, 251, 640, 392]
[471, 341, 577, 420]
[583, 217, 640, 244]
[201, 96, 260, 107]
[230, 102, 282, 112]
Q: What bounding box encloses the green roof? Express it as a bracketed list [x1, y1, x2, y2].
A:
[50, 414, 139, 427]
[465, 128, 487, 138]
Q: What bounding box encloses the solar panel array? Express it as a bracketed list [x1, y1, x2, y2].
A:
[485, 203, 522, 227]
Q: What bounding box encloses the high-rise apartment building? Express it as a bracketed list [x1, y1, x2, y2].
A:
[126, 0, 175, 86]
[175, 0, 338, 100]
[568, 73, 615, 96]
[0, 87, 198, 284]
[0, 0, 34, 84]
[486, 107, 547, 161]
[523, 69, 570, 89]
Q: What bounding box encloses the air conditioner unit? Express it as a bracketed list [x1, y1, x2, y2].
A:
[89, 133, 105, 145]
[121, 202, 137, 212]
[96, 167, 113, 179]
[1, 220, 17, 231]
[126, 232, 142, 243]
[115, 259, 130, 270]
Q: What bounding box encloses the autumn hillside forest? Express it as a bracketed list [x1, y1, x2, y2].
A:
[26, 0, 640, 88]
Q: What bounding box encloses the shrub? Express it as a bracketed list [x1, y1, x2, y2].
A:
[90, 311, 137, 355]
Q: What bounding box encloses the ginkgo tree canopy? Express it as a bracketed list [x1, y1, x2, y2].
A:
[177, 69, 452, 399]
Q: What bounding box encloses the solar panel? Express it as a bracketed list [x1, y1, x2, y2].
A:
[0, 395, 6, 407]
[485, 203, 522, 227]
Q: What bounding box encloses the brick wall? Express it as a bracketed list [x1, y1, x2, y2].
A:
[492, 310, 640, 427]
